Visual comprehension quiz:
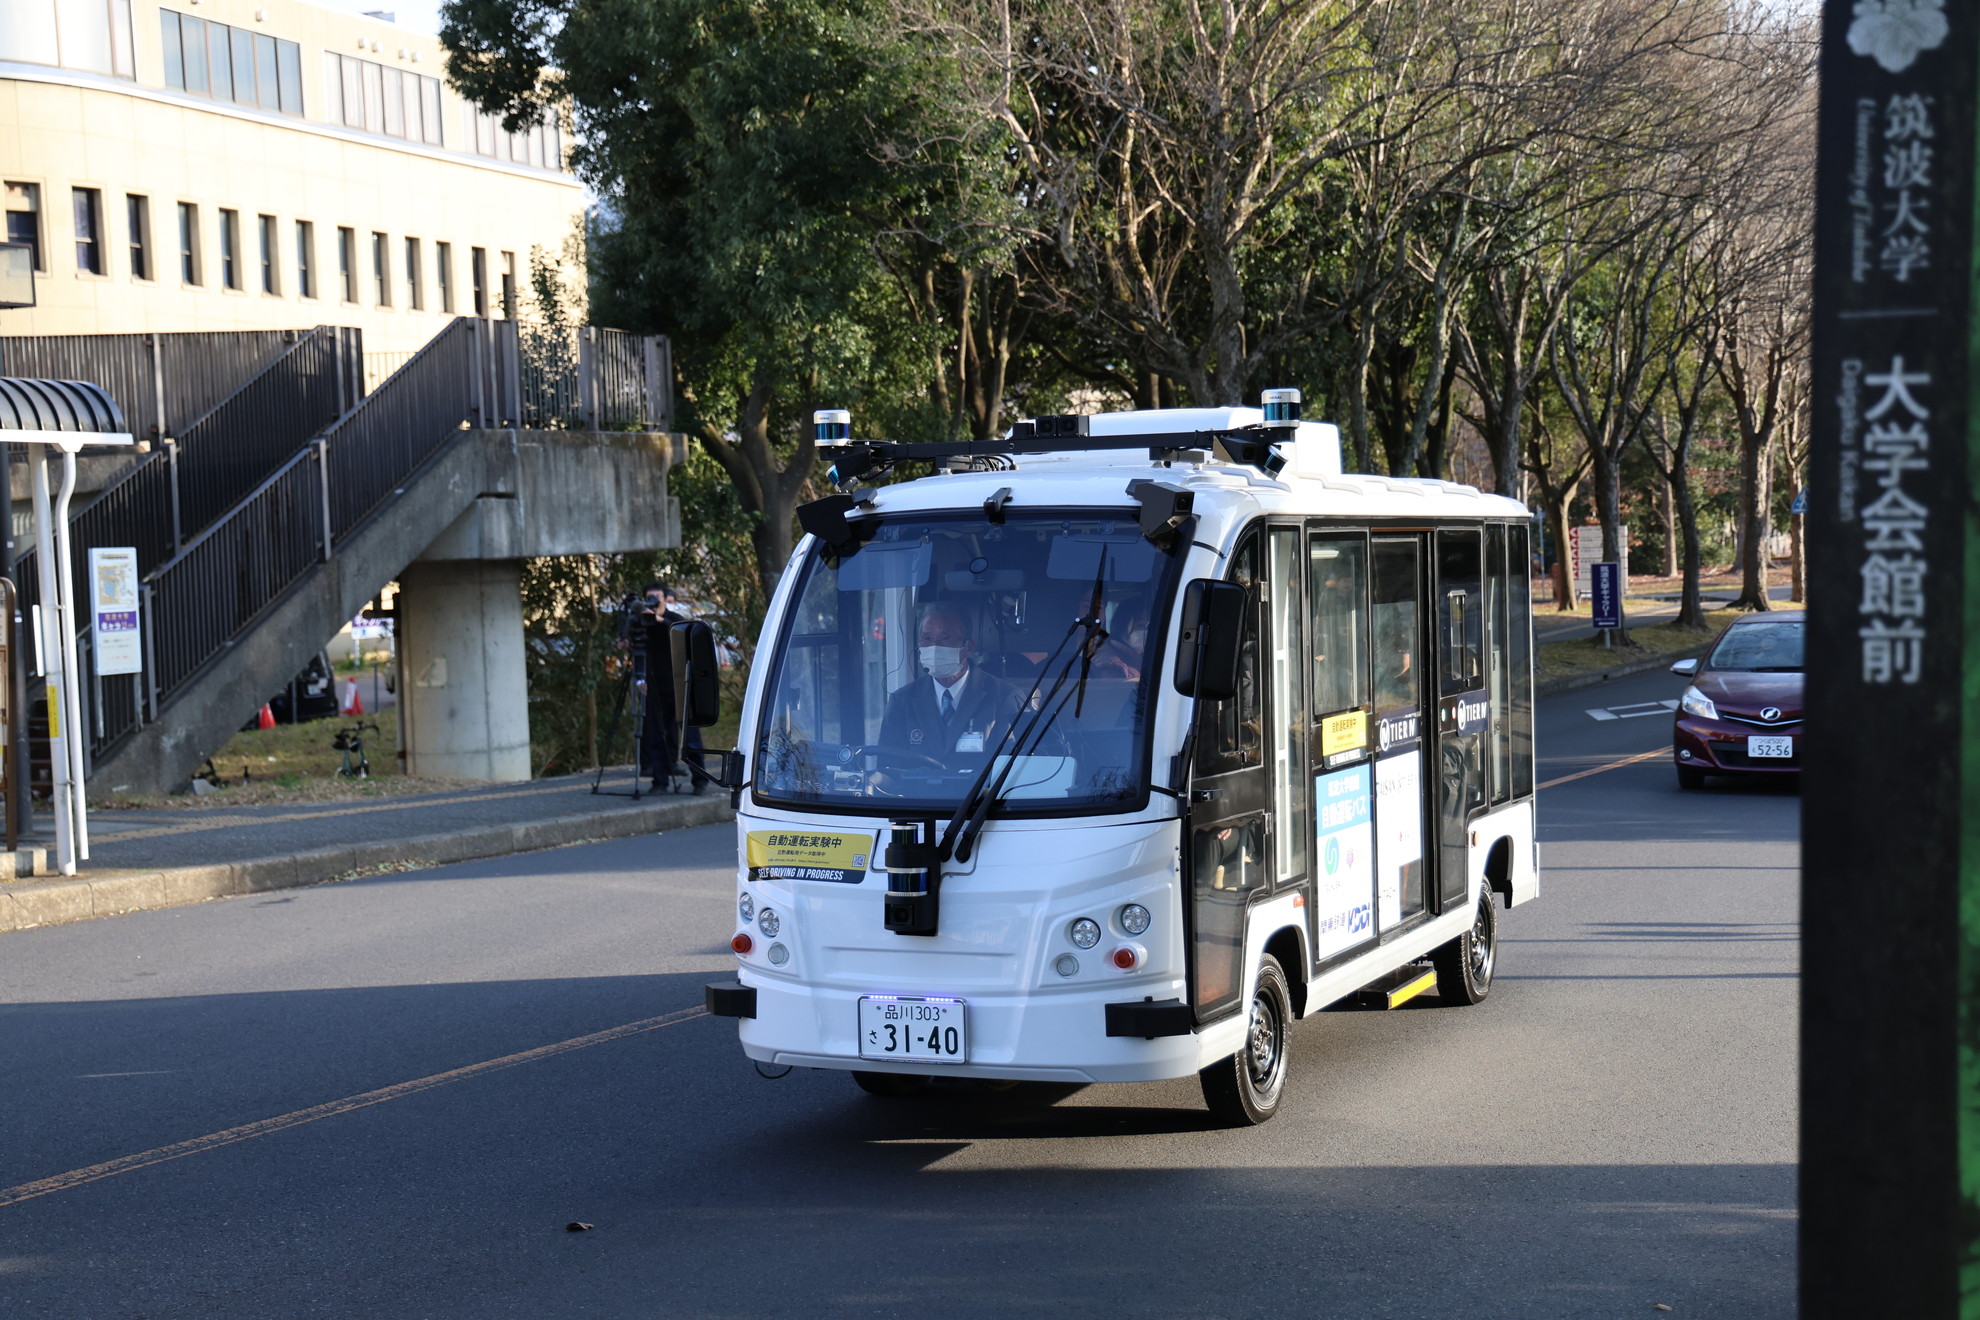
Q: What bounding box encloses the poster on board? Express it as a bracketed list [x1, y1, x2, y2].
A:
[89, 547, 141, 677]
[1311, 763, 1374, 961]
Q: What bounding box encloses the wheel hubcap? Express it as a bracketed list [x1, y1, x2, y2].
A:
[1469, 901, 1494, 983]
[1246, 993, 1280, 1089]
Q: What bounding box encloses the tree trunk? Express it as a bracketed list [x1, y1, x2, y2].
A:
[1672, 467, 1706, 630]
[1790, 504, 1805, 603]
[1543, 492, 1574, 612]
[1732, 431, 1773, 610]
[1659, 460, 1678, 578]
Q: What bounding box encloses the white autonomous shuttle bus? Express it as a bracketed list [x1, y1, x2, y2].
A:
[697, 392, 1539, 1125]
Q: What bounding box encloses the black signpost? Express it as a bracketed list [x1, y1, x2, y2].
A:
[1805, 2, 1975, 1313]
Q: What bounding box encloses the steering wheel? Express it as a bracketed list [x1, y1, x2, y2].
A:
[853, 744, 951, 772]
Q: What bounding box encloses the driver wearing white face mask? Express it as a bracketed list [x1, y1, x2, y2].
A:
[878, 602, 1025, 759]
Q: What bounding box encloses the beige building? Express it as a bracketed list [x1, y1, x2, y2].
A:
[0, 0, 585, 355]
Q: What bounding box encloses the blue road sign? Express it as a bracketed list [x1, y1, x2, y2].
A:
[1591, 561, 1622, 631]
[1791, 488, 1807, 515]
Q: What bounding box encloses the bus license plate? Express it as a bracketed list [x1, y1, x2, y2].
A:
[1748, 736, 1794, 759]
[858, 996, 968, 1063]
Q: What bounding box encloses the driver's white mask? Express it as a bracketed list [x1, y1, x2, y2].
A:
[919, 645, 965, 683]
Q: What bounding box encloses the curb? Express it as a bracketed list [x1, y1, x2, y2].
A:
[0, 793, 734, 935]
[1535, 643, 1713, 699]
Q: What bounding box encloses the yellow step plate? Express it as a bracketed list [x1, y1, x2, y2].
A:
[1385, 968, 1438, 1010]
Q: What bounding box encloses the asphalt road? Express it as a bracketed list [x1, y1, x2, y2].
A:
[0, 667, 1797, 1319]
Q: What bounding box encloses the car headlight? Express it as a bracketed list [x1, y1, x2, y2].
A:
[1679, 685, 1717, 721]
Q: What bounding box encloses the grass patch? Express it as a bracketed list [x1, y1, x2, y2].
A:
[1535, 602, 1804, 685]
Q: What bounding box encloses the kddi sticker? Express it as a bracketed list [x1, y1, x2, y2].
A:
[745, 831, 876, 885]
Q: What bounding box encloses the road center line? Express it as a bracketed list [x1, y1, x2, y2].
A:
[0, 1005, 707, 1210]
[1537, 746, 1668, 790]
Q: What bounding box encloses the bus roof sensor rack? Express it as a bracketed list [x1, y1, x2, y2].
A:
[816, 417, 1303, 489]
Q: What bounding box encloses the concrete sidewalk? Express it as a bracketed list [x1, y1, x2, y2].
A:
[0, 771, 733, 934]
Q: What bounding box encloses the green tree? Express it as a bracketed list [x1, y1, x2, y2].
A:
[442, 0, 977, 595]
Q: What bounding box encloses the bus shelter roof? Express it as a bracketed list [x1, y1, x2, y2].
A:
[0, 377, 134, 448]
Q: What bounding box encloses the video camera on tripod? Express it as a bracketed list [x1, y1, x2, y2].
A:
[592, 593, 744, 801]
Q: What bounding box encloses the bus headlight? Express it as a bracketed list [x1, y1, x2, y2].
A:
[1679, 685, 1718, 721]
[768, 942, 790, 966]
[739, 893, 755, 923]
[758, 908, 781, 938]
[1119, 904, 1151, 936]
[1054, 954, 1080, 978]
[1069, 918, 1101, 949]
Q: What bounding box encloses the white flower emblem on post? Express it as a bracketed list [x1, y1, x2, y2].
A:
[1847, 0, 1950, 73]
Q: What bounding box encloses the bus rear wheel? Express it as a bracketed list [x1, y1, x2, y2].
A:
[1199, 954, 1291, 1126]
[1432, 889, 1497, 1005]
[852, 1071, 931, 1098]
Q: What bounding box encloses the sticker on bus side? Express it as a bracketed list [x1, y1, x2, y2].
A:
[745, 831, 875, 885]
[1320, 709, 1368, 761]
[1312, 764, 1375, 961]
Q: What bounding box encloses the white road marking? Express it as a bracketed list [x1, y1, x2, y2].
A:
[1585, 700, 1680, 722]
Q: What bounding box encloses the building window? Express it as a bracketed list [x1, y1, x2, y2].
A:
[337, 226, 357, 303]
[126, 194, 150, 280]
[219, 208, 241, 290]
[72, 187, 103, 275]
[159, 9, 301, 114]
[1, 1, 135, 78]
[371, 231, 390, 307]
[177, 201, 200, 284]
[404, 237, 422, 310]
[470, 246, 487, 317]
[295, 220, 315, 299]
[258, 214, 278, 294]
[436, 241, 453, 313]
[323, 53, 443, 146]
[6, 184, 43, 273]
[500, 251, 517, 319]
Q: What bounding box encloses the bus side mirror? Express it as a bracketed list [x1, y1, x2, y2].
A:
[669, 619, 723, 727]
[1173, 578, 1246, 699]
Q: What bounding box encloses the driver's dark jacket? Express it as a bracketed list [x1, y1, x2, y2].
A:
[878, 668, 1026, 756]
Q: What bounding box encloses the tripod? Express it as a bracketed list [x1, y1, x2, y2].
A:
[591, 664, 649, 798]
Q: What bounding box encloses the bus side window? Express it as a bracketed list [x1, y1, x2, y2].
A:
[1308, 535, 1369, 725]
[1438, 532, 1483, 691]
[1509, 523, 1535, 796]
[1487, 523, 1511, 806]
[1197, 536, 1262, 773]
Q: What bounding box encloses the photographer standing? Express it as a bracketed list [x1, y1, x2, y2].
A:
[632, 582, 682, 793]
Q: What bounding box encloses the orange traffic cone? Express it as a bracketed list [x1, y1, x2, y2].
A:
[258, 704, 276, 730]
[342, 679, 364, 716]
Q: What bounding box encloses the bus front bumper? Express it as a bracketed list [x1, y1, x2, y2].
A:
[713, 976, 1223, 1085]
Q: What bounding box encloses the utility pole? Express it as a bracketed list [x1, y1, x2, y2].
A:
[1803, 4, 1975, 1314]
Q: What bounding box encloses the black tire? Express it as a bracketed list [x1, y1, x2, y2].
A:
[851, 1070, 931, 1098]
[1199, 954, 1292, 1126]
[1432, 888, 1497, 1006]
[1675, 763, 1707, 790]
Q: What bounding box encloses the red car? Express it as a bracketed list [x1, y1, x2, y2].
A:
[1669, 614, 1804, 790]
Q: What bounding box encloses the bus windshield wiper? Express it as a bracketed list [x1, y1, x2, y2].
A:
[937, 608, 1107, 865]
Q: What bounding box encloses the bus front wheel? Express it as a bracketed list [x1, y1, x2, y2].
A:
[1432, 889, 1497, 1006]
[1199, 954, 1291, 1126]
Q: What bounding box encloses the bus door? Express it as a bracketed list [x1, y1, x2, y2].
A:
[1307, 531, 1377, 964]
[1187, 533, 1268, 1026]
[1433, 529, 1487, 911]
[1371, 535, 1429, 932]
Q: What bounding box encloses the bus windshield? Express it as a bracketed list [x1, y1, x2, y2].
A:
[753, 510, 1177, 815]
